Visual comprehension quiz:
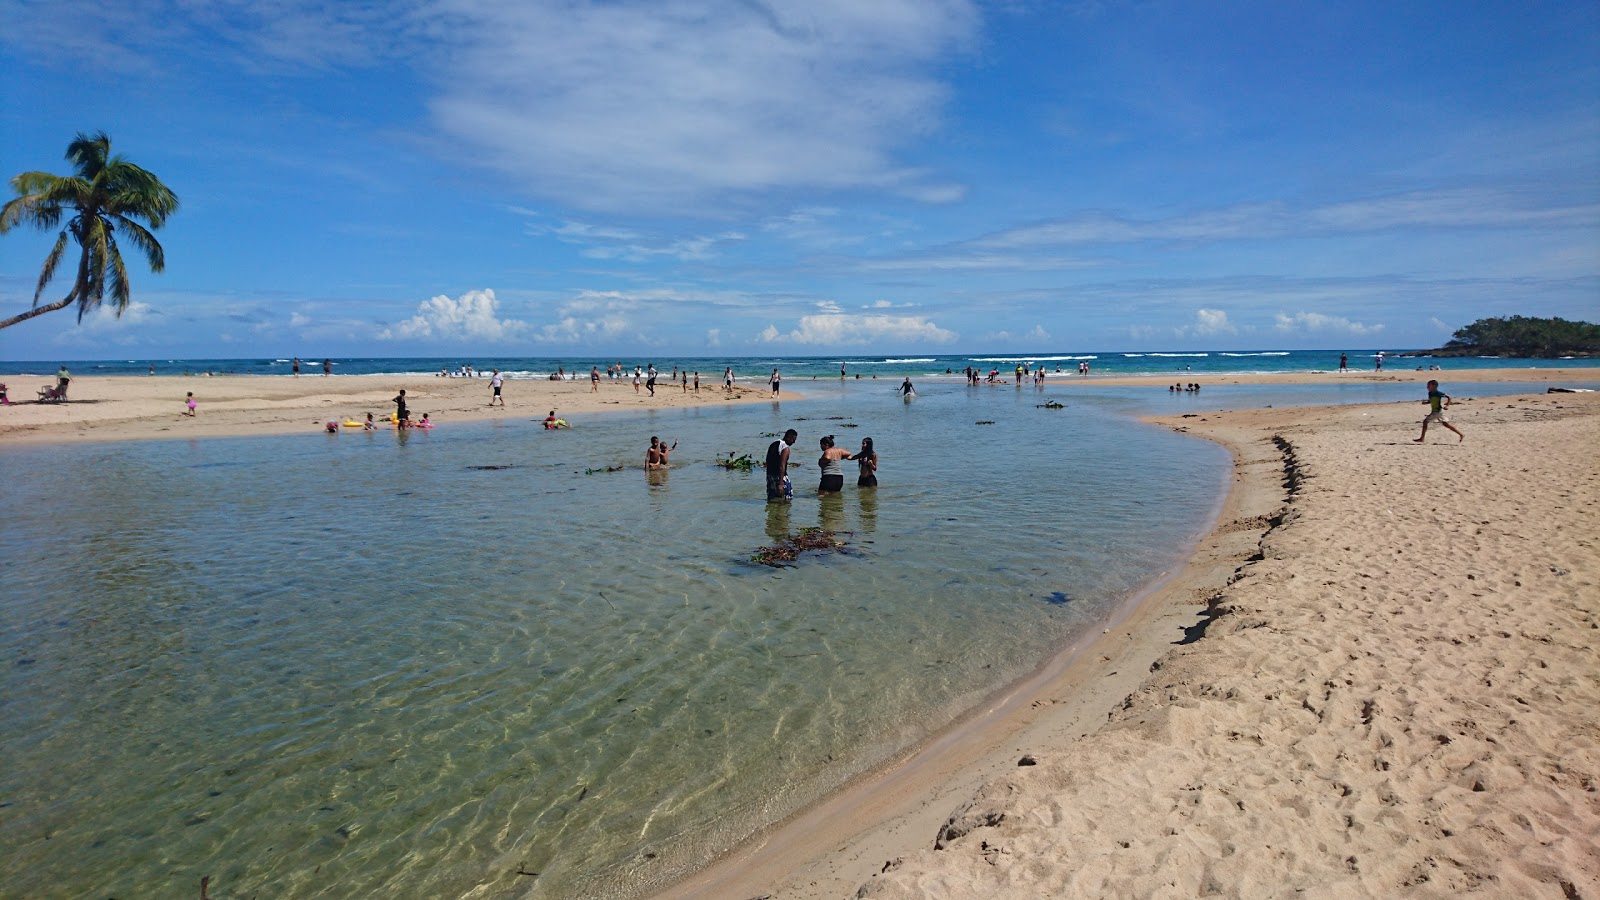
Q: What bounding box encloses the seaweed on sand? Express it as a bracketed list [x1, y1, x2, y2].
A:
[751, 528, 851, 568]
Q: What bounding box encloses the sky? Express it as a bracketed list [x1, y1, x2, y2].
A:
[1, 0, 1597, 360]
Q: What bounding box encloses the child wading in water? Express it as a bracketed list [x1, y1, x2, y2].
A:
[1415, 379, 1464, 443]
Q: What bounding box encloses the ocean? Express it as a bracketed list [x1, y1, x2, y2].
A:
[2, 363, 1596, 898]
[5, 347, 1599, 382]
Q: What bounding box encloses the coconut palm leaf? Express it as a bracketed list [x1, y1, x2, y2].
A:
[0, 131, 178, 331]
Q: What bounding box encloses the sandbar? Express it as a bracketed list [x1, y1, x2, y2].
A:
[0, 373, 773, 445]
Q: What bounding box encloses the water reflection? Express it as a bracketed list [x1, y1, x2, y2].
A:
[763, 499, 791, 544]
[857, 487, 878, 537]
[818, 492, 846, 534]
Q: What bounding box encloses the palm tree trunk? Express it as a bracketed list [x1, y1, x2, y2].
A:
[0, 296, 75, 331]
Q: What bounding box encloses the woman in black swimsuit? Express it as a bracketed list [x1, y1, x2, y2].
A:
[853, 437, 877, 488]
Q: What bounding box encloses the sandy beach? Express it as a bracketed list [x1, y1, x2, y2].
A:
[1, 367, 1590, 446]
[659, 385, 1600, 898]
[4, 368, 1596, 898]
[0, 373, 772, 444]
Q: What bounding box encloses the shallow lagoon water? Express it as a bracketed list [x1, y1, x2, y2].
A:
[9, 377, 1561, 897]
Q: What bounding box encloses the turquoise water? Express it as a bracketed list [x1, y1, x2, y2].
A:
[0, 380, 1331, 897]
[7, 348, 1599, 380]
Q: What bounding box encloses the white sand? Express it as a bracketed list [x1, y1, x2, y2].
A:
[659, 389, 1600, 899]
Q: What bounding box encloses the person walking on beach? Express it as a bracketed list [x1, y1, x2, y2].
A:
[1415, 380, 1464, 443]
[56, 364, 71, 401]
[489, 369, 505, 406]
[323, 358, 332, 376]
[1339, 353, 1348, 373]
[770, 369, 781, 398]
[724, 367, 734, 391]
[853, 437, 878, 487]
[646, 367, 657, 396]
[184, 392, 196, 416]
[633, 369, 642, 394]
[292, 357, 300, 376]
[394, 389, 410, 426]
[693, 372, 700, 392]
[766, 428, 797, 501]
[591, 367, 600, 392]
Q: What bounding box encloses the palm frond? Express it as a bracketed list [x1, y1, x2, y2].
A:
[34, 231, 69, 305]
[65, 131, 113, 179]
[104, 232, 131, 317]
[106, 163, 180, 224]
[113, 215, 166, 272]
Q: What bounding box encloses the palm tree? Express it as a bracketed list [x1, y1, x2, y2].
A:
[0, 131, 179, 331]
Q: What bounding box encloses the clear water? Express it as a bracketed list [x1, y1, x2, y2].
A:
[0, 382, 1241, 898]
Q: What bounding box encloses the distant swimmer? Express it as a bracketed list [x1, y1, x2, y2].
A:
[544, 410, 570, 429]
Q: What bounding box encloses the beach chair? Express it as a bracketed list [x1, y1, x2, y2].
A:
[38, 384, 65, 403]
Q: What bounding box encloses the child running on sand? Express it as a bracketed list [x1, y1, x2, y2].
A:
[1415, 379, 1464, 443]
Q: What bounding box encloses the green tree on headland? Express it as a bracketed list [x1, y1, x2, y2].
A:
[0, 131, 179, 331]
[1427, 316, 1600, 358]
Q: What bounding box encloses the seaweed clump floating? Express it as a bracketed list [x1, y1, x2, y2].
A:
[716, 452, 754, 471]
[751, 528, 850, 568]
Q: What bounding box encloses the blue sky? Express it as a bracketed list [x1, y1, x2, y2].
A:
[2, 0, 1596, 360]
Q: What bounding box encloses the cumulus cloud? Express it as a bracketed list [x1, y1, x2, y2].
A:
[1176, 308, 1237, 338]
[379, 289, 528, 342]
[1273, 311, 1385, 336]
[288, 311, 312, 328]
[758, 313, 956, 346]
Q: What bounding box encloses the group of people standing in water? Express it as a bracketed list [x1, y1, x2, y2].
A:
[764, 428, 878, 501]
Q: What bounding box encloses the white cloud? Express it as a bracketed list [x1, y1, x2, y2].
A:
[1176, 308, 1237, 338]
[379, 289, 528, 342]
[535, 219, 747, 262]
[1025, 324, 1051, 342]
[1273, 311, 1385, 336]
[975, 188, 1600, 249]
[758, 313, 956, 346]
[288, 311, 312, 328]
[706, 328, 721, 347]
[426, 1, 980, 212]
[535, 315, 629, 344]
[81, 300, 156, 331]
